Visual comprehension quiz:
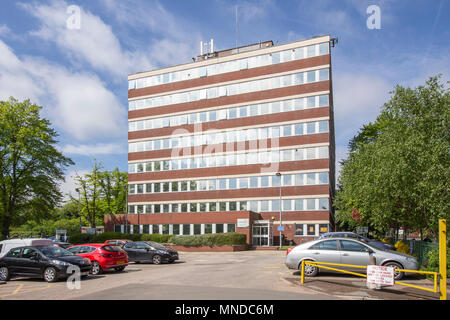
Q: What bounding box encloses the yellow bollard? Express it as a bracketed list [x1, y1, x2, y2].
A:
[301, 260, 305, 284]
[439, 219, 447, 300]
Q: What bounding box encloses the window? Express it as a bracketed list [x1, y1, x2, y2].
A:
[227, 224, 236, 232]
[261, 176, 269, 187]
[319, 224, 329, 235]
[182, 224, 190, 235]
[204, 224, 212, 234]
[319, 95, 329, 107]
[152, 225, 160, 234]
[216, 224, 224, 233]
[295, 199, 304, 211]
[173, 224, 180, 235]
[193, 224, 201, 235]
[22, 248, 39, 259]
[249, 176, 258, 188]
[319, 69, 329, 81]
[294, 224, 304, 236]
[319, 198, 329, 210]
[307, 224, 316, 236]
[340, 240, 369, 252]
[307, 71, 316, 83]
[310, 240, 338, 250]
[209, 202, 217, 212]
[307, 199, 316, 210]
[190, 203, 197, 212]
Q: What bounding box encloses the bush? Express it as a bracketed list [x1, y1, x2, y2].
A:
[67, 232, 171, 245]
[420, 248, 450, 279]
[140, 234, 172, 243]
[68, 233, 96, 244]
[395, 240, 410, 254]
[170, 232, 247, 246]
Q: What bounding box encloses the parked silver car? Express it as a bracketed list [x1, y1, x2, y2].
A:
[285, 238, 418, 280]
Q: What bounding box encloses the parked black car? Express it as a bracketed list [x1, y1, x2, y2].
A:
[0, 246, 92, 282]
[123, 241, 178, 264]
[317, 232, 395, 250]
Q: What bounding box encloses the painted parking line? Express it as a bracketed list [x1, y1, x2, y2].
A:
[0, 283, 52, 298]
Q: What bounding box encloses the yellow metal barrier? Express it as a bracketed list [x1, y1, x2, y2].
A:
[300, 260, 440, 296]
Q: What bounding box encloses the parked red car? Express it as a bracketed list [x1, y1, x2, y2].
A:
[66, 244, 128, 275]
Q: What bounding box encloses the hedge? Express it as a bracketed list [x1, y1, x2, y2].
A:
[68, 232, 171, 245]
[170, 232, 247, 246]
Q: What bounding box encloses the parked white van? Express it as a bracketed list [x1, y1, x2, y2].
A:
[0, 239, 53, 258]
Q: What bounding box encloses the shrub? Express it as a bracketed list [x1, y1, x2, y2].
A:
[170, 232, 247, 246]
[420, 248, 450, 279]
[140, 234, 172, 243]
[68, 233, 96, 244]
[395, 240, 410, 254]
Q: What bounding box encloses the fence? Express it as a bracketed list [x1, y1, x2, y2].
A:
[410, 240, 438, 267]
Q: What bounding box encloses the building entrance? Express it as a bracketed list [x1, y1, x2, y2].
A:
[252, 220, 273, 246]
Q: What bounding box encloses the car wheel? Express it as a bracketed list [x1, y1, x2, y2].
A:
[0, 267, 10, 281]
[114, 266, 126, 272]
[43, 267, 58, 283]
[91, 261, 103, 275]
[300, 260, 318, 277]
[152, 254, 162, 265]
[383, 262, 404, 280]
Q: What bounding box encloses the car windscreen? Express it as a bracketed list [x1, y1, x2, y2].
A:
[145, 241, 166, 250]
[101, 245, 122, 252]
[39, 246, 74, 257]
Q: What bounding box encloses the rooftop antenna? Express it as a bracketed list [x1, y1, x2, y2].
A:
[235, 5, 238, 50]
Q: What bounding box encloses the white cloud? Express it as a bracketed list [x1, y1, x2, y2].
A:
[60, 169, 90, 201]
[20, 0, 152, 78]
[61, 142, 125, 156]
[0, 39, 126, 142]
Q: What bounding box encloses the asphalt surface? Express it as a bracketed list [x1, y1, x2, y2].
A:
[0, 251, 444, 300]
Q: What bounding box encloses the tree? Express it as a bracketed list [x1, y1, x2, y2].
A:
[0, 97, 74, 239]
[73, 162, 127, 228]
[334, 76, 449, 239]
[99, 168, 127, 215]
[74, 162, 103, 228]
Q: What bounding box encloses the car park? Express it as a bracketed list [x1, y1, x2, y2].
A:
[0, 239, 54, 258]
[0, 245, 91, 282]
[285, 238, 418, 280]
[66, 244, 129, 275]
[104, 239, 132, 248]
[123, 241, 178, 264]
[317, 232, 395, 250]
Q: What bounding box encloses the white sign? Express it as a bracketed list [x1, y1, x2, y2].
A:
[367, 265, 395, 286]
[237, 219, 249, 228]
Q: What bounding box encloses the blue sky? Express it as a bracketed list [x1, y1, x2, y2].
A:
[0, 0, 448, 199]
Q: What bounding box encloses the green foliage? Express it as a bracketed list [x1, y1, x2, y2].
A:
[394, 240, 410, 254]
[420, 248, 450, 279]
[140, 234, 172, 243]
[71, 162, 127, 229]
[334, 76, 450, 236]
[170, 233, 247, 246]
[0, 97, 74, 239]
[67, 232, 172, 245]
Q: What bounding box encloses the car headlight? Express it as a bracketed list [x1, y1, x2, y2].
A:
[51, 260, 72, 266]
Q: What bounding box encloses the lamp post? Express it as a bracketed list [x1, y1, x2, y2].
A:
[75, 188, 82, 234]
[124, 184, 128, 234]
[276, 172, 282, 249]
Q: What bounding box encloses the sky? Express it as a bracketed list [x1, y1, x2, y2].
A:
[0, 0, 448, 200]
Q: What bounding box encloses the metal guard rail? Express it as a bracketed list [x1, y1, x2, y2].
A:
[300, 260, 440, 294]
